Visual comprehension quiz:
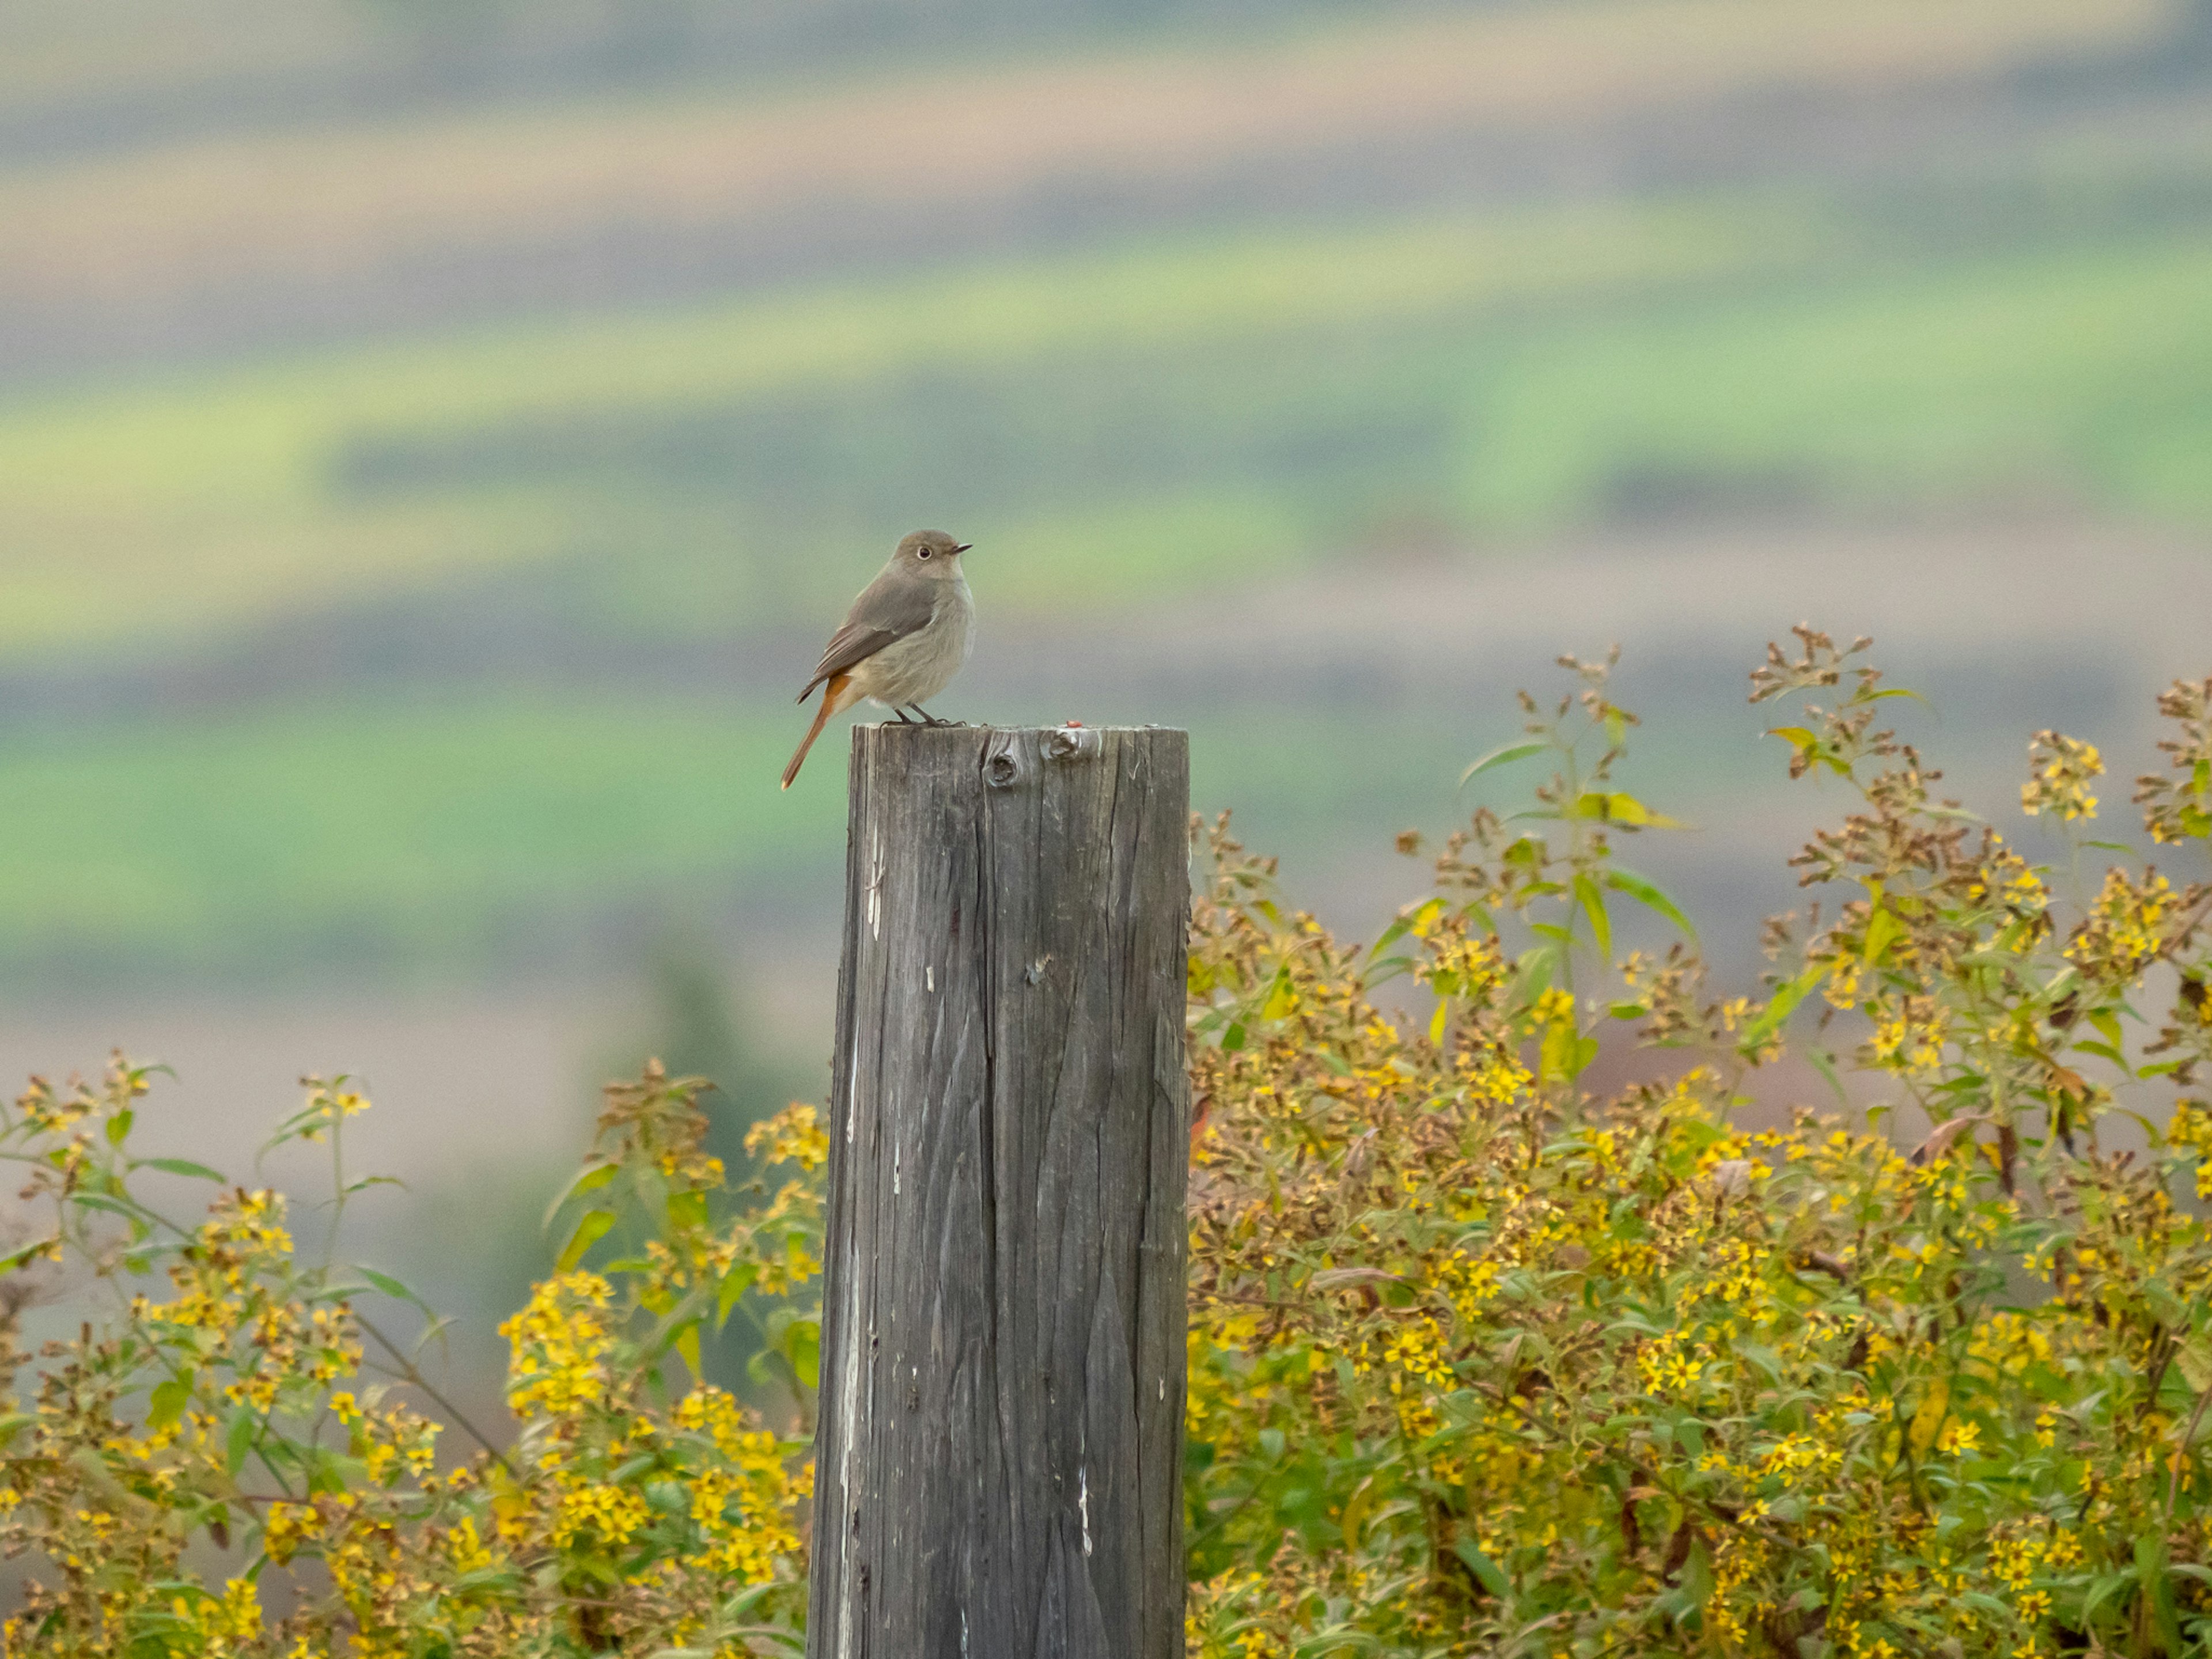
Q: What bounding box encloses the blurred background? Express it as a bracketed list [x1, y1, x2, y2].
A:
[4, 0, 2212, 1416]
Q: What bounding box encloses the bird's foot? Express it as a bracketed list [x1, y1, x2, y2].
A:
[911, 706, 964, 728]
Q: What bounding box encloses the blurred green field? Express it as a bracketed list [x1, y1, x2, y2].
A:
[2, 687, 1552, 984]
[8, 192, 2212, 665]
[0, 196, 1821, 655]
[1466, 229, 2212, 528]
[7, 194, 2212, 979]
[1, 693, 835, 982]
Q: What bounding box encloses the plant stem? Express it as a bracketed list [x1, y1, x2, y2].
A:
[356, 1311, 513, 1473]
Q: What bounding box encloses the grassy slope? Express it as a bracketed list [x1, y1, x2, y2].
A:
[0, 685, 1642, 984]
[7, 217, 2212, 978]
[1464, 230, 2212, 528]
[2, 694, 837, 981]
[8, 206, 2212, 657]
[0, 196, 1822, 654]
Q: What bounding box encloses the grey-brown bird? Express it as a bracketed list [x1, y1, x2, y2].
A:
[782, 529, 975, 789]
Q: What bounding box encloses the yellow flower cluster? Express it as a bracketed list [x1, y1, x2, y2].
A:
[2021, 729, 2103, 821]
[0, 1058, 815, 1658]
[500, 1272, 615, 1419]
[2168, 1099, 2212, 1196]
[1870, 994, 1947, 1075]
[746, 1101, 831, 1172]
[1181, 655, 2212, 1658]
[2065, 866, 2174, 980]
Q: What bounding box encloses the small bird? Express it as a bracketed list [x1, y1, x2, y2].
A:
[782, 529, 976, 790]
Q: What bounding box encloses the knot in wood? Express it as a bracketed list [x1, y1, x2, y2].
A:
[1045, 726, 1101, 763]
[984, 748, 1021, 789]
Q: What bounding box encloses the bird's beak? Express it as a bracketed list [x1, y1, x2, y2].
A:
[955, 543, 973, 554]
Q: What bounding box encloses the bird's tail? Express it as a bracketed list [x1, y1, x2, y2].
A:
[782, 673, 849, 790]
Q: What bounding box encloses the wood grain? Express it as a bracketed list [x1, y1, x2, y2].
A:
[808, 724, 1190, 1659]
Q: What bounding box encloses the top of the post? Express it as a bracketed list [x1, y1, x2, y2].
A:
[847, 722, 1188, 790]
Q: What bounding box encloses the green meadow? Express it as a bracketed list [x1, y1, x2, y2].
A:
[1, 687, 1575, 984]
[9, 194, 2212, 666]
[6, 180, 2212, 978]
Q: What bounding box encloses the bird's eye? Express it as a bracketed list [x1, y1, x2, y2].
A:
[917, 547, 932, 558]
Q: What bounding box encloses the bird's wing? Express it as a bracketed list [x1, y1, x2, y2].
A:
[798, 568, 936, 699]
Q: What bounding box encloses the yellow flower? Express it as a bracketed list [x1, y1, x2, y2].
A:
[501, 1272, 616, 1419]
[1531, 987, 1575, 1024]
[2021, 730, 2102, 821]
[745, 1103, 831, 1172]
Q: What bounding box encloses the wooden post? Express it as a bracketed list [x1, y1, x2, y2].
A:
[808, 724, 1190, 1659]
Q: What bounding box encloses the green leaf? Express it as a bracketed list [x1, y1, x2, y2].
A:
[1574, 873, 1612, 962]
[1459, 740, 1548, 788]
[1539, 1020, 1591, 1084]
[1679, 1540, 1716, 1612]
[1601, 868, 1697, 942]
[1367, 912, 1419, 959]
[1862, 904, 1902, 966]
[2178, 1335, 2212, 1396]
[666, 1190, 710, 1234]
[1741, 963, 1827, 1049]
[1565, 791, 1687, 829]
[226, 1411, 257, 1479]
[540, 1161, 619, 1232]
[783, 1317, 822, 1390]
[105, 1110, 134, 1147]
[141, 1157, 226, 1183]
[556, 1210, 617, 1274]
[1451, 1540, 1510, 1599]
[354, 1267, 437, 1318]
[2082, 1567, 2134, 1623]
[717, 1263, 759, 1328]
[147, 1377, 193, 1433]
[2142, 1535, 2183, 1652]
[675, 1322, 703, 1376]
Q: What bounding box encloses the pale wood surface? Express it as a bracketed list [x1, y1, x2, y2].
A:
[808, 724, 1191, 1659]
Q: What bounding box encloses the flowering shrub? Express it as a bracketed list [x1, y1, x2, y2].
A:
[0, 1062, 819, 1656]
[14, 631, 2212, 1658]
[1184, 638, 2212, 1657]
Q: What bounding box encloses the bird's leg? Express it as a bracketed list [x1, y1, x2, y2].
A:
[911, 704, 964, 728]
[889, 707, 915, 724]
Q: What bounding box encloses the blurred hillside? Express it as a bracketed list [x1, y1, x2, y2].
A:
[3, 0, 2211, 1120]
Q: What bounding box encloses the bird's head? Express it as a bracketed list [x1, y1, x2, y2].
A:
[893, 529, 971, 578]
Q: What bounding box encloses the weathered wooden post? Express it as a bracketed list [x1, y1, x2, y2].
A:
[808, 724, 1190, 1659]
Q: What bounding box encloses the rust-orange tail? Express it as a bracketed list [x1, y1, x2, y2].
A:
[782, 673, 850, 789]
